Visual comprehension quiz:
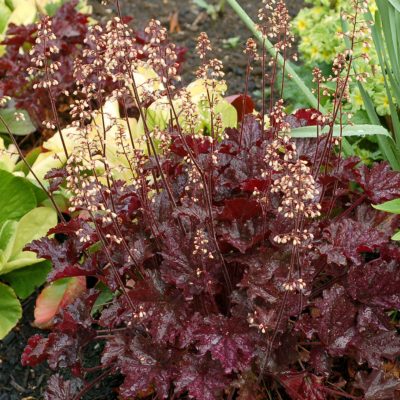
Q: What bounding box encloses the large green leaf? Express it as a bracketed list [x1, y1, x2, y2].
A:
[2, 260, 51, 300]
[7, 0, 36, 26]
[11, 203, 50, 254]
[0, 170, 37, 225]
[0, 207, 57, 275]
[290, 124, 393, 139]
[0, 282, 21, 340]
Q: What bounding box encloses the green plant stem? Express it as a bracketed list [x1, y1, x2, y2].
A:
[226, 0, 353, 155]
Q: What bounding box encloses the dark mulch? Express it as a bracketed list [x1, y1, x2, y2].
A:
[0, 0, 304, 398]
[0, 298, 50, 400]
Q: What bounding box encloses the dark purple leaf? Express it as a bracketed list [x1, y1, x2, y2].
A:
[319, 219, 387, 266]
[355, 370, 400, 400]
[44, 374, 82, 400]
[279, 372, 327, 400]
[356, 162, 400, 203]
[314, 285, 358, 357]
[182, 315, 255, 372]
[347, 259, 400, 309]
[174, 355, 229, 400]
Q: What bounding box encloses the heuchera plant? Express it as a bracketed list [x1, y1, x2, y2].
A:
[10, 0, 400, 399]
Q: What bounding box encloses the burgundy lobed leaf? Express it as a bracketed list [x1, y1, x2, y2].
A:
[347, 259, 400, 309]
[225, 94, 255, 122]
[356, 162, 400, 203]
[355, 370, 400, 400]
[218, 198, 262, 221]
[319, 218, 387, 266]
[349, 306, 400, 368]
[314, 285, 358, 357]
[279, 372, 327, 400]
[292, 108, 323, 126]
[44, 374, 83, 400]
[103, 334, 177, 399]
[26, 237, 96, 281]
[45, 168, 68, 193]
[174, 354, 229, 400]
[182, 314, 255, 373]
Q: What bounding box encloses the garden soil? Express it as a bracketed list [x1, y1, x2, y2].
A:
[0, 0, 304, 398]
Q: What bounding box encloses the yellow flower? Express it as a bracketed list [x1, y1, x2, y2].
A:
[296, 17, 308, 32]
[373, 91, 391, 116]
[310, 45, 320, 59]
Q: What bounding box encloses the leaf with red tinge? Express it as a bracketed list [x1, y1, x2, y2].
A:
[103, 334, 176, 399]
[34, 277, 86, 328]
[218, 198, 261, 221]
[21, 334, 50, 367]
[292, 108, 322, 126]
[240, 178, 270, 193]
[225, 94, 255, 122]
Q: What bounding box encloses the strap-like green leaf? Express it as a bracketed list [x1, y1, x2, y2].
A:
[290, 124, 393, 139]
[387, 0, 400, 13]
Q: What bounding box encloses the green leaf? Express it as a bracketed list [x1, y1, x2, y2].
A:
[0, 282, 22, 340]
[0, 220, 17, 265]
[4, 0, 14, 10]
[8, 0, 37, 26]
[2, 260, 51, 300]
[290, 124, 393, 139]
[387, 0, 400, 13]
[44, 1, 63, 16]
[27, 182, 48, 205]
[0, 1, 12, 34]
[10, 207, 57, 260]
[357, 82, 400, 170]
[14, 147, 42, 175]
[91, 282, 114, 316]
[0, 109, 36, 136]
[0, 170, 37, 225]
[214, 100, 237, 130]
[0, 207, 57, 275]
[392, 231, 400, 240]
[373, 199, 400, 214]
